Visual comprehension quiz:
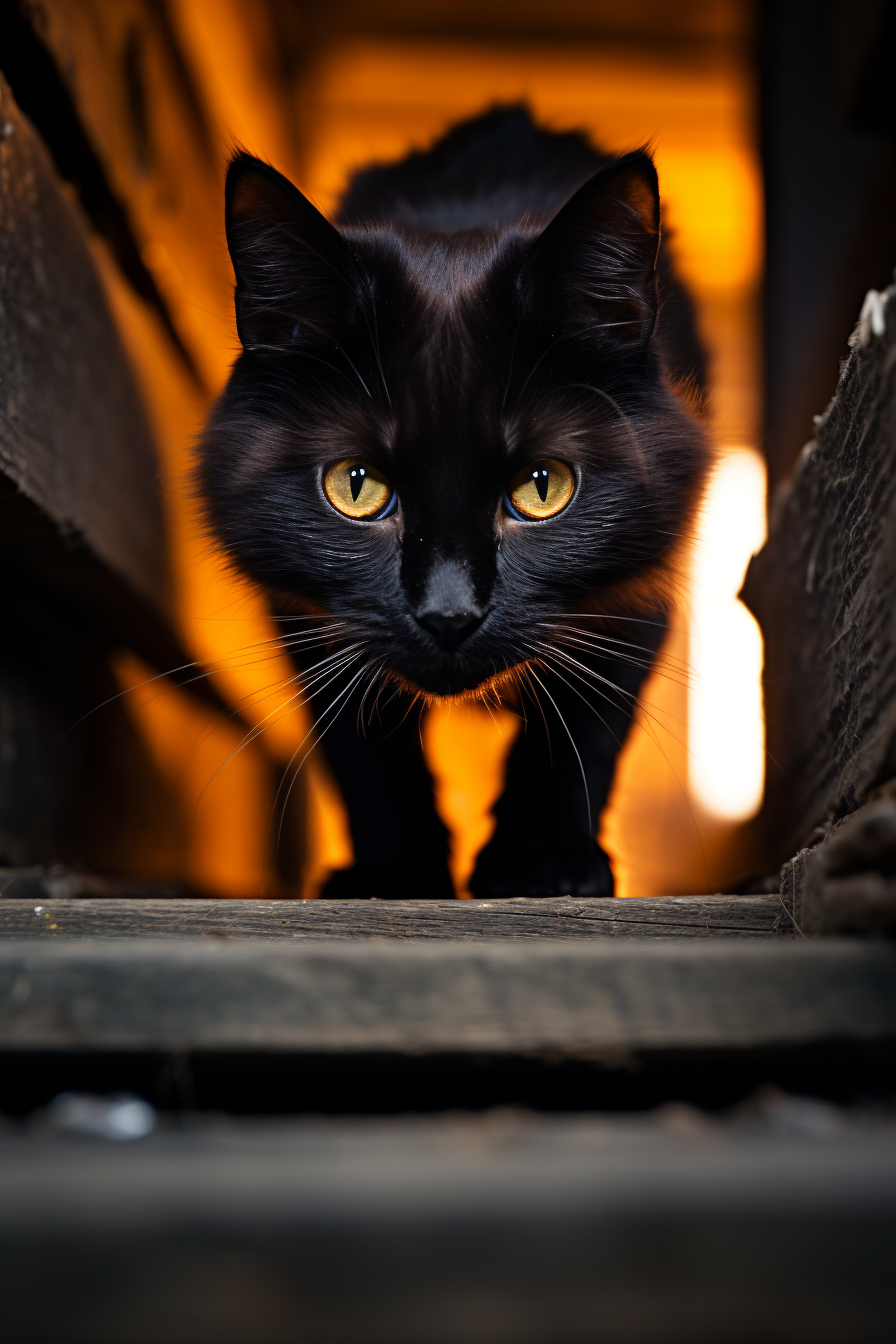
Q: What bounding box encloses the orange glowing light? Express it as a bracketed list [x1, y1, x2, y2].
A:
[98, 24, 762, 897]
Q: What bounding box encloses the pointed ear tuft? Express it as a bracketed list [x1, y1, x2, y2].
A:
[225, 154, 354, 349]
[527, 150, 661, 352]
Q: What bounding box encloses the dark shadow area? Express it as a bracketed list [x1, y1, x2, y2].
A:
[762, 0, 896, 489]
[2, 1040, 893, 1118]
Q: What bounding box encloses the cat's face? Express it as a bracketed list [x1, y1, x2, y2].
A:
[200, 153, 706, 697]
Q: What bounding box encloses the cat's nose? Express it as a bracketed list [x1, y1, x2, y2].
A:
[416, 608, 483, 651]
[414, 559, 484, 652]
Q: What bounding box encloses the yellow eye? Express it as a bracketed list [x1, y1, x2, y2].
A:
[506, 459, 575, 519]
[323, 460, 394, 519]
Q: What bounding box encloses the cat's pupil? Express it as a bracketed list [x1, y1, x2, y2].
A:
[533, 468, 549, 503]
[349, 466, 366, 501]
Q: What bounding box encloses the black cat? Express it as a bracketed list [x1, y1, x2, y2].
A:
[199, 106, 709, 899]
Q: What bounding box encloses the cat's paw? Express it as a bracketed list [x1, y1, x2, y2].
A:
[319, 863, 456, 901]
[469, 838, 614, 899]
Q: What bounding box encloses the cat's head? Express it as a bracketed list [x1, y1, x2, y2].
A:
[200, 149, 708, 698]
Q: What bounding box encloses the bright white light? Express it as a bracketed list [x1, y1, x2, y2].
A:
[688, 448, 767, 821]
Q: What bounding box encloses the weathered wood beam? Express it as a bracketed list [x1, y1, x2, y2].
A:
[0, 893, 785, 937]
[743, 282, 896, 866]
[0, 70, 169, 617]
[0, 69, 230, 874]
[0, 937, 892, 1052]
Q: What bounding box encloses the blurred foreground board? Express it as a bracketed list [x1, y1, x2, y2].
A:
[1, 1111, 894, 1344]
[0, 936, 892, 1054]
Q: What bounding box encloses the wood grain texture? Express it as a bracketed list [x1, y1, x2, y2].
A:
[743, 281, 896, 863]
[0, 894, 785, 939]
[1, 1114, 894, 1342]
[0, 937, 892, 1052]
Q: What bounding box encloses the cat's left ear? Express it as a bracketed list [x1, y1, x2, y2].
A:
[225, 152, 356, 349]
[526, 150, 660, 351]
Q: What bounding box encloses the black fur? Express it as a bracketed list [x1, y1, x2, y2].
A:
[199, 106, 709, 899]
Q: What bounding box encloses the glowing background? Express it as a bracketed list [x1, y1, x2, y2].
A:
[105, 6, 765, 897]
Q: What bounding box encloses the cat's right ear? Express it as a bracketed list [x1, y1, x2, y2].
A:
[225, 153, 355, 349]
[525, 150, 661, 353]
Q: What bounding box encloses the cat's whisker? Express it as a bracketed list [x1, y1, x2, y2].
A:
[537, 621, 681, 662]
[557, 381, 649, 484]
[546, 622, 697, 681]
[534, 639, 652, 714]
[533, 647, 692, 808]
[280, 308, 375, 402]
[526, 662, 592, 836]
[174, 630, 354, 735]
[543, 630, 697, 693]
[190, 640, 364, 754]
[273, 656, 374, 859]
[501, 314, 524, 413]
[361, 300, 392, 410]
[512, 318, 631, 410]
[190, 672, 301, 756]
[330, 341, 373, 401]
[548, 628, 666, 668]
[193, 646, 365, 808]
[527, 648, 627, 755]
[203, 640, 363, 759]
[68, 625, 344, 735]
[357, 661, 386, 734]
[550, 638, 694, 688]
[545, 612, 677, 632]
[535, 640, 693, 753]
[516, 662, 554, 764]
[532, 644, 708, 887]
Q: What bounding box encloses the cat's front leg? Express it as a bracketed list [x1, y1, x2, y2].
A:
[298, 664, 455, 900]
[469, 635, 662, 899]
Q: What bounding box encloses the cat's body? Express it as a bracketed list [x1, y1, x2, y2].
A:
[200, 106, 709, 898]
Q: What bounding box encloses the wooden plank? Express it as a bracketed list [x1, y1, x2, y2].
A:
[0, 938, 892, 1053]
[742, 280, 896, 865]
[0, 1113, 893, 1342]
[0, 894, 784, 938]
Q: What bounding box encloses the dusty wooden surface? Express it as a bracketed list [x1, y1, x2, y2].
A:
[0, 937, 892, 1053]
[743, 281, 896, 864]
[1, 1111, 893, 1343]
[0, 893, 785, 938]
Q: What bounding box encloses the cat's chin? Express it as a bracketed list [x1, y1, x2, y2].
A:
[384, 662, 525, 705]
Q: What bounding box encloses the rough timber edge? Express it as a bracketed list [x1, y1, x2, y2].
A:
[0, 893, 786, 939]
